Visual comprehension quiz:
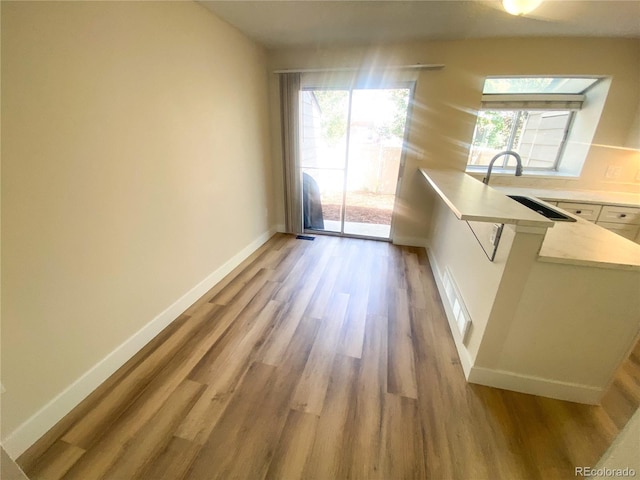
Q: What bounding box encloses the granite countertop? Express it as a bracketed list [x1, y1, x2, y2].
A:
[420, 168, 640, 271]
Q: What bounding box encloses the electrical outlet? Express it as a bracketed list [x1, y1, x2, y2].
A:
[1, 383, 5, 394]
[606, 165, 622, 179]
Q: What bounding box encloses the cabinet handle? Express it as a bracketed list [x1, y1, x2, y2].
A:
[576, 210, 582, 214]
[619, 214, 627, 218]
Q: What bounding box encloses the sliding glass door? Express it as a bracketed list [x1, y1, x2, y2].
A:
[300, 89, 349, 233]
[299, 87, 411, 240]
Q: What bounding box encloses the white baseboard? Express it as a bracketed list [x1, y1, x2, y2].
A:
[0, 227, 277, 458]
[468, 366, 603, 405]
[275, 223, 286, 233]
[392, 235, 426, 247]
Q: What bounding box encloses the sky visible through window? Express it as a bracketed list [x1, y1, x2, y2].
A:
[483, 77, 600, 95]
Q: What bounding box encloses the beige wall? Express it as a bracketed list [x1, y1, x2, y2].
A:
[595, 407, 640, 478]
[1, 447, 29, 480]
[628, 99, 640, 150]
[268, 38, 640, 241]
[1, 1, 274, 436]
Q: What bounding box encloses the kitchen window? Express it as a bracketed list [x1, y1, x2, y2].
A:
[469, 109, 573, 171]
[467, 76, 606, 176]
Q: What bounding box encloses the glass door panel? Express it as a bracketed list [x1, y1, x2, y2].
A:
[343, 88, 410, 239]
[300, 89, 350, 233]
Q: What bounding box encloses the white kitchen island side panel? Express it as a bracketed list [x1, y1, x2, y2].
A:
[426, 197, 512, 364]
[420, 167, 640, 404]
[496, 261, 640, 393]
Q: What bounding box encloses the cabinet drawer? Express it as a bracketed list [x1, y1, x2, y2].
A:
[598, 205, 640, 225]
[556, 202, 601, 222]
[596, 222, 640, 241]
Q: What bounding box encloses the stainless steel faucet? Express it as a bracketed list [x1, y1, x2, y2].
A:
[482, 150, 523, 185]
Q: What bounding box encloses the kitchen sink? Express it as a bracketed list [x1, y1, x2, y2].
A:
[508, 195, 577, 222]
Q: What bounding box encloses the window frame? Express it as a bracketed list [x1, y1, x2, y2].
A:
[467, 75, 605, 177]
[482, 76, 602, 95]
[468, 108, 576, 172]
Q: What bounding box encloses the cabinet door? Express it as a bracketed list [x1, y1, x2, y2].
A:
[556, 202, 602, 222]
[598, 205, 640, 225]
[596, 222, 640, 241]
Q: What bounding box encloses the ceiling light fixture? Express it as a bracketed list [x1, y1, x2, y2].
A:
[502, 0, 543, 16]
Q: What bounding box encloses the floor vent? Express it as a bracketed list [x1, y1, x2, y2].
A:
[441, 268, 472, 342]
[296, 235, 316, 241]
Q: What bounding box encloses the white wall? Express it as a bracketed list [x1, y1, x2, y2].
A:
[426, 199, 512, 363]
[1, 0, 274, 447]
[495, 262, 640, 387]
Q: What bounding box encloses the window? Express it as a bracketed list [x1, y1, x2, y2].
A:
[468, 109, 573, 170]
[467, 76, 604, 175]
[483, 77, 600, 95]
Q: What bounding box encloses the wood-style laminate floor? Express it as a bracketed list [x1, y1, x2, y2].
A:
[18, 234, 640, 480]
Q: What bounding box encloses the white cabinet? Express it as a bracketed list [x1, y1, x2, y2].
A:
[556, 202, 602, 222]
[553, 201, 640, 243]
[598, 205, 640, 225]
[595, 222, 639, 241]
[596, 205, 640, 242]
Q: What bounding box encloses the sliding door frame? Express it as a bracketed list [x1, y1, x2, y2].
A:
[300, 81, 416, 242]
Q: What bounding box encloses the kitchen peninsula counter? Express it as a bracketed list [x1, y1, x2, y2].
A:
[419, 168, 640, 271]
[418, 167, 640, 406]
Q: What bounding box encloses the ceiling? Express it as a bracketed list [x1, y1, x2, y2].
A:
[200, 0, 640, 49]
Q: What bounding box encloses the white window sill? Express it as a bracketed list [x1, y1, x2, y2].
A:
[465, 166, 580, 180]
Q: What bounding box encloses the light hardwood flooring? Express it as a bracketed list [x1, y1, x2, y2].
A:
[17, 233, 640, 479]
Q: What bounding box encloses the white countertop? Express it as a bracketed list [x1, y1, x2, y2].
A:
[419, 168, 554, 228]
[493, 186, 640, 208]
[537, 214, 640, 270]
[420, 168, 640, 271]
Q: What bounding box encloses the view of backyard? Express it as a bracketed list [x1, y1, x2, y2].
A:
[300, 88, 410, 238]
[468, 109, 571, 170]
[321, 191, 395, 225]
